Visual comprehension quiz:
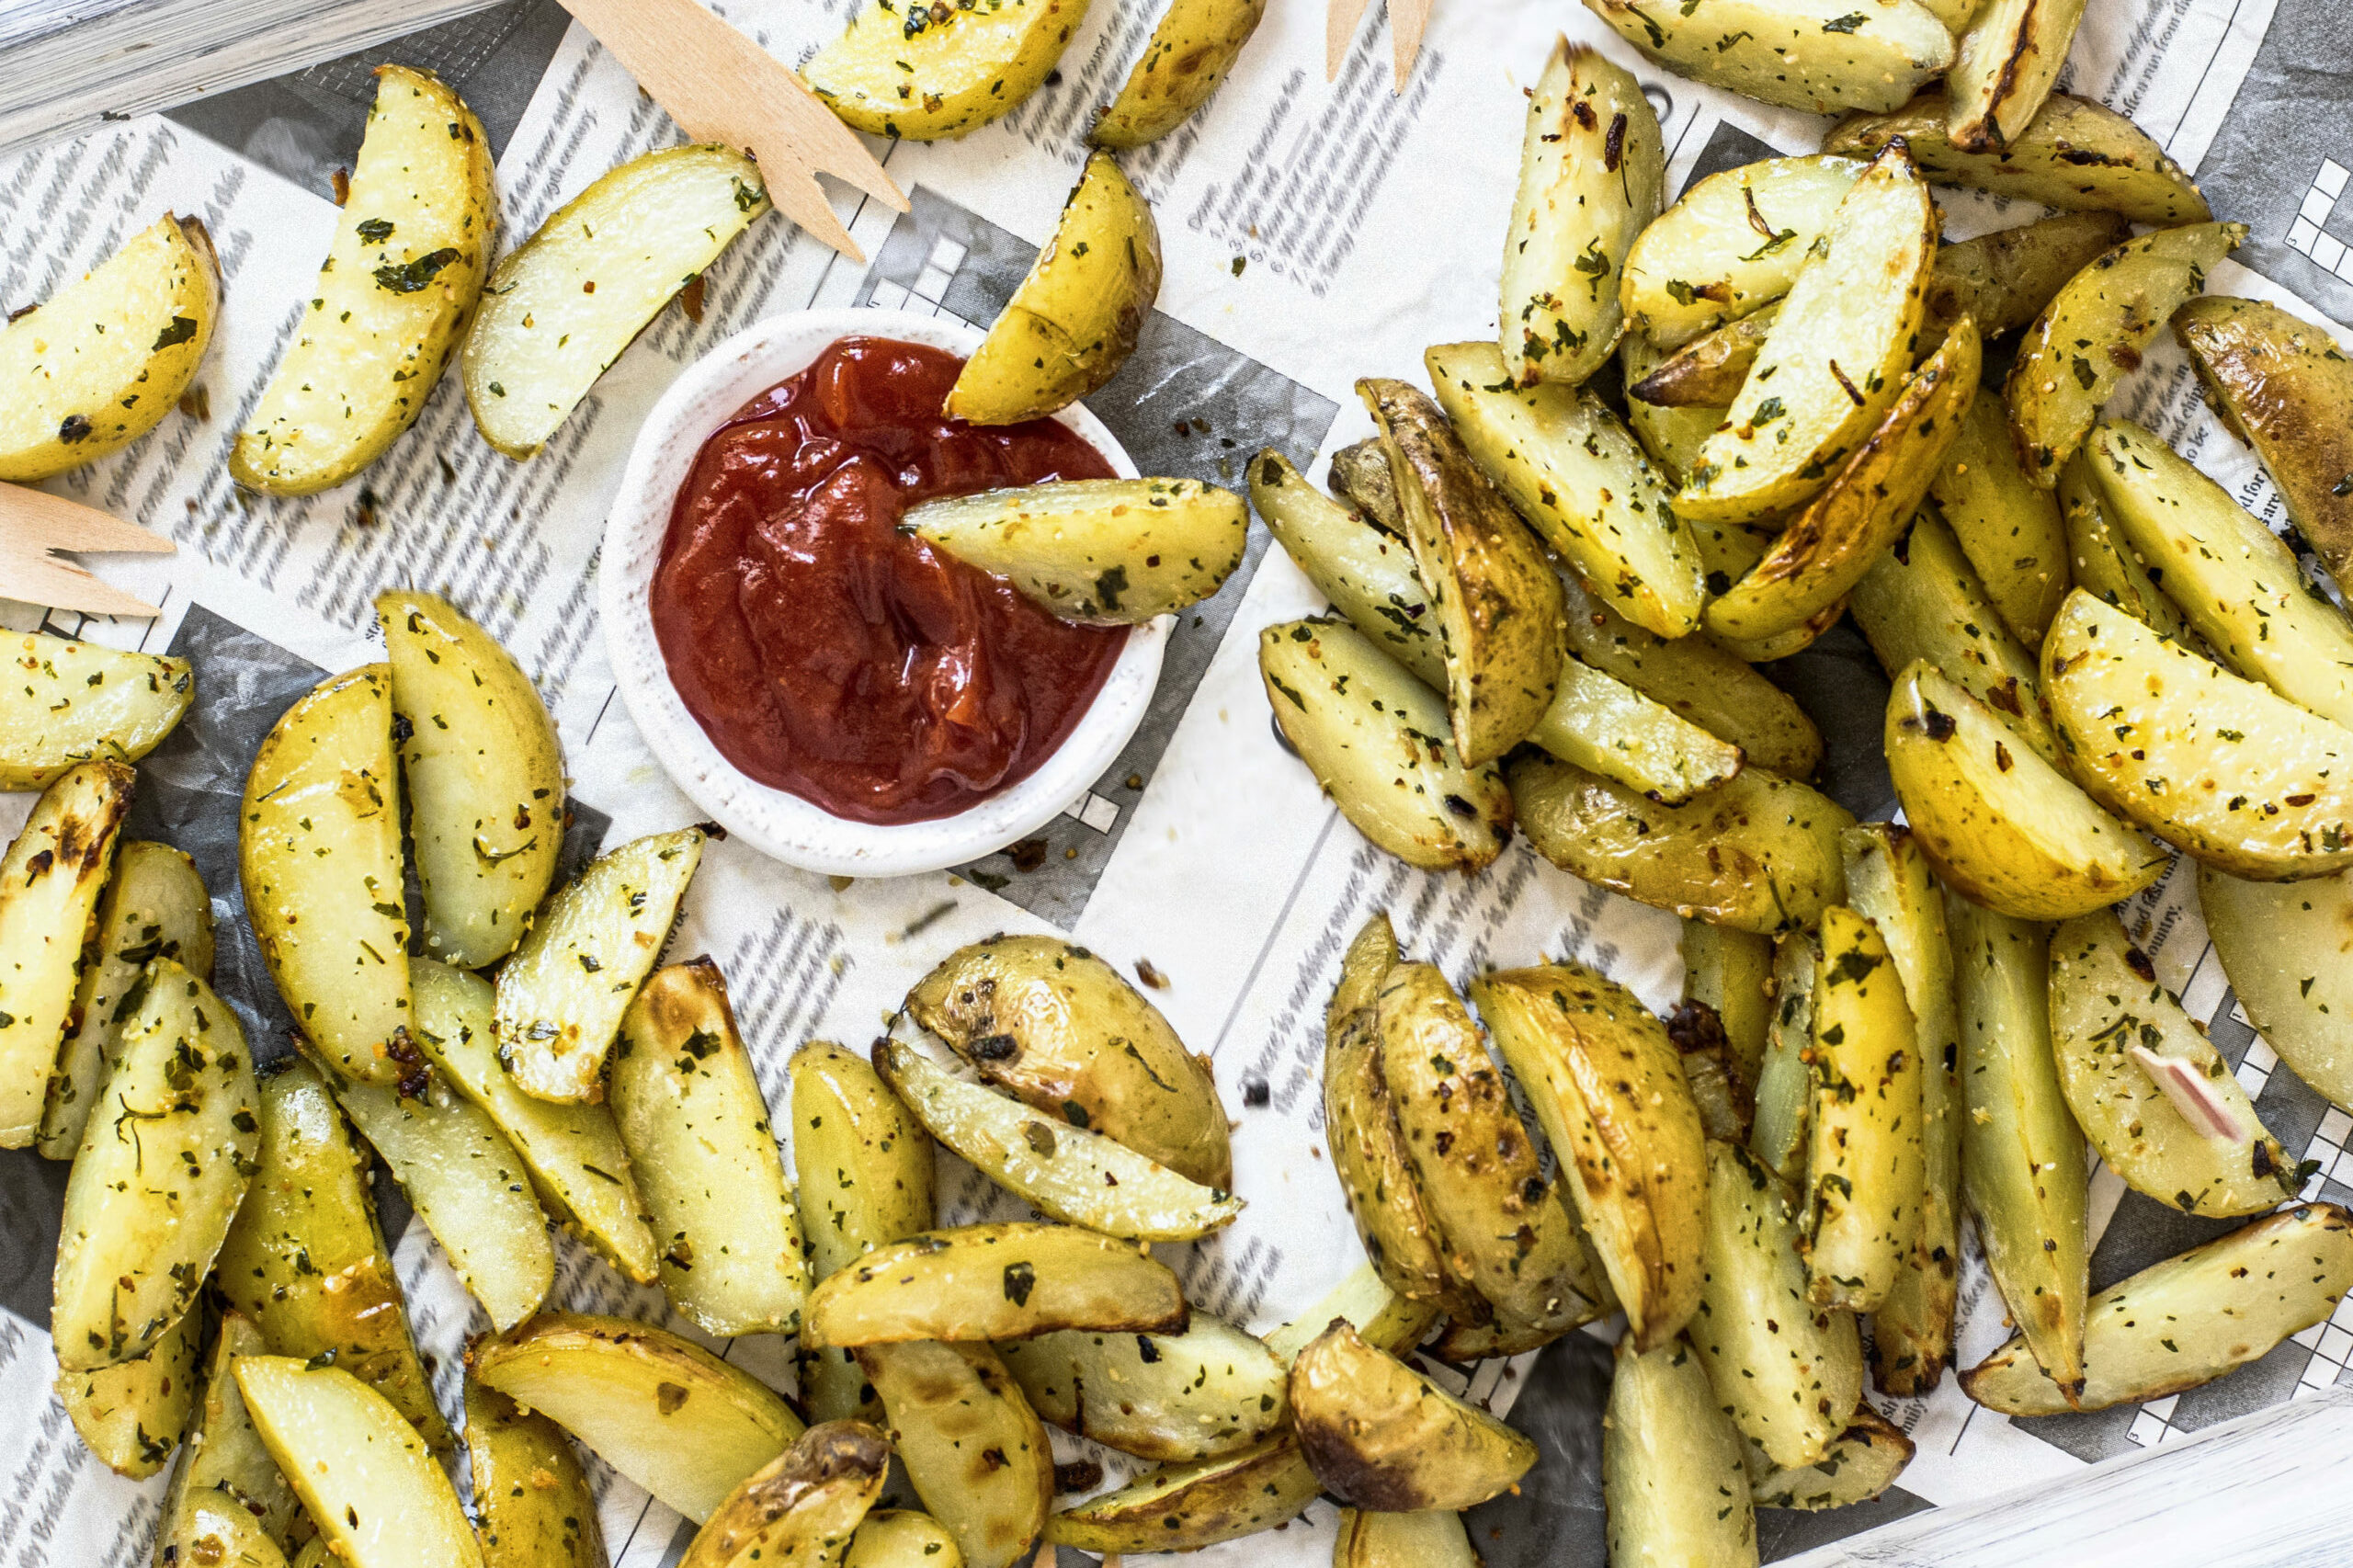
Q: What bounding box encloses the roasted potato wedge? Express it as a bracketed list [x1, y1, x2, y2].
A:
[997, 1312, 1288, 1460]
[1946, 0, 2087, 152]
[2041, 589, 2353, 880]
[471, 1312, 801, 1524]
[1603, 1332, 1759, 1568]
[411, 956, 657, 1283]
[466, 144, 766, 460]
[611, 960, 808, 1334]
[1675, 142, 1935, 528]
[903, 933, 1226, 1187]
[859, 1344, 1048, 1568]
[1620, 154, 1865, 348]
[1584, 0, 1949, 116]
[0, 213, 217, 481]
[1500, 39, 1665, 387]
[905, 477, 1245, 624]
[1621, 334, 1734, 487]
[873, 1037, 1241, 1241]
[57, 1305, 198, 1478]
[376, 589, 564, 970]
[233, 66, 494, 494]
[52, 958, 254, 1371]
[1043, 1431, 1320, 1553]
[1425, 340, 1704, 639]
[805, 1222, 1186, 1348]
[1329, 910, 1397, 1032]
[1472, 962, 1708, 1350]
[1259, 617, 1514, 872]
[1682, 920, 1774, 1096]
[682, 1421, 890, 1568]
[2058, 446, 2201, 645]
[1826, 91, 2211, 225]
[1334, 1507, 1481, 1568]
[161, 1492, 291, 1568]
[2049, 910, 2295, 1216]
[0, 631, 191, 792]
[1688, 1141, 1863, 1470]
[1509, 753, 1853, 936]
[847, 1511, 964, 1568]
[157, 1312, 303, 1562]
[1931, 387, 2070, 643]
[2006, 222, 2244, 485]
[804, 0, 1082, 140]
[240, 665, 411, 1088]
[2174, 296, 2353, 588]
[1746, 1402, 1915, 1510]
[494, 825, 702, 1103]
[465, 1380, 607, 1568]
[1750, 928, 1824, 1186]
[1290, 1320, 1536, 1510]
[946, 152, 1158, 425]
[1628, 301, 1781, 410]
[234, 1358, 483, 1568]
[1921, 210, 2131, 348]
[1802, 908, 1924, 1312]
[1088, 0, 1265, 148]
[1361, 377, 1565, 760]
[2199, 864, 2353, 1113]
[1886, 660, 2164, 918]
[1963, 1204, 2353, 1415]
[1676, 1007, 1754, 1146]
[1948, 894, 2087, 1404]
[214, 1060, 447, 1448]
[1325, 437, 1405, 529]
[1324, 994, 1473, 1318]
[1264, 1259, 1442, 1363]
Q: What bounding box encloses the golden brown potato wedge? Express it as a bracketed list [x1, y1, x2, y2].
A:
[1043, 1431, 1321, 1553]
[1290, 1320, 1536, 1510]
[858, 1344, 1049, 1568]
[1932, 386, 2071, 644]
[1745, 1402, 1915, 1510]
[805, 0, 1083, 140]
[1946, 0, 2088, 152]
[2199, 864, 2353, 1113]
[1584, 0, 1949, 116]
[905, 478, 1245, 624]
[465, 1380, 607, 1568]
[1088, 0, 1265, 148]
[1621, 154, 1865, 348]
[1603, 1331, 1759, 1568]
[56, 1305, 197, 1478]
[157, 1312, 302, 1562]
[681, 1421, 890, 1568]
[0, 631, 191, 792]
[804, 1222, 1186, 1348]
[996, 1312, 1288, 1461]
[1324, 992, 1476, 1320]
[2057, 446, 2202, 646]
[1801, 907, 1924, 1313]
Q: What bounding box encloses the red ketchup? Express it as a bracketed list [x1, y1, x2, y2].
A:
[650, 336, 1128, 824]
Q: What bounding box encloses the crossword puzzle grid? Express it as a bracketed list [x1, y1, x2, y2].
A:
[2284, 159, 2353, 284]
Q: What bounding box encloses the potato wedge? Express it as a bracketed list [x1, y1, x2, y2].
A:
[1677, 144, 1936, 528]
[2041, 589, 2353, 880]
[1263, 1259, 1441, 1363]
[2006, 222, 2244, 485]
[1088, 0, 1264, 148]
[859, 1344, 1048, 1568]
[1629, 303, 1782, 409]
[946, 152, 1157, 425]
[2049, 910, 2295, 1217]
[1043, 1432, 1321, 1553]
[1324, 998, 1472, 1318]
[847, 1511, 964, 1568]
[1290, 1320, 1535, 1510]
[1948, 894, 2087, 1403]
[2174, 296, 2353, 588]
[162, 1494, 290, 1568]
[51, 958, 253, 1370]
[214, 1060, 447, 1448]
[240, 665, 411, 1089]
[1887, 660, 2164, 918]
[465, 145, 766, 460]
[1921, 210, 2131, 348]
[1603, 1332, 1759, 1568]
[1682, 920, 1774, 1096]
[1852, 509, 2059, 764]
[1509, 753, 1853, 936]
[1335, 1507, 1480, 1568]
[905, 478, 1245, 624]
[1259, 617, 1514, 873]
[1750, 929, 1823, 1186]
[320, 1047, 552, 1333]
[1931, 387, 2070, 643]
[1688, 1141, 1863, 1470]
[2199, 864, 2353, 1113]
[234, 1358, 482, 1568]
[1945, 0, 2087, 152]
[1963, 1203, 2353, 1415]
[1706, 317, 1979, 642]
[1620, 154, 1865, 348]
[411, 956, 657, 1284]
[0, 631, 191, 792]
[872, 1038, 1241, 1241]
[903, 933, 1226, 1187]
[465, 1380, 607, 1568]
[1325, 437, 1405, 528]
[1376, 962, 1611, 1348]
[233, 67, 494, 494]
[611, 960, 808, 1334]
[494, 826, 702, 1103]
[805, 1222, 1186, 1348]
[1472, 962, 1708, 1350]
[1676, 1008, 1754, 1147]
[2058, 446, 2201, 646]
[805, 0, 1081, 140]
[376, 589, 564, 970]
[2090, 418, 2353, 729]
[682, 1421, 890, 1568]
[1361, 377, 1565, 760]
[1843, 827, 1962, 1397]
[0, 214, 217, 481]
[1745, 1402, 1915, 1510]
[57, 1305, 198, 1478]
[1621, 335, 1734, 488]
[37, 837, 210, 1158]
[158, 1312, 303, 1562]
[1583, 0, 1949, 117]
[1425, 340, 1704, 639]
[471, 1313, 802, 1524]
[1826, 91, 2211, 224]
[1500, 40, 1664, 387]
[1802, 907, 1924, 1312]
[997, 1312, 1288, 1460]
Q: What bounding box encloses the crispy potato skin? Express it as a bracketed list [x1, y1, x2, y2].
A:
[1323, 998, 1477, 1319]
[1089, 0, 1266, 149]
[1747, 1403, 1915, 1510]
[681, 1421, 891, 1568]
[1288, 1321, 1536, 1510]
[1946, 0, 2090, 153]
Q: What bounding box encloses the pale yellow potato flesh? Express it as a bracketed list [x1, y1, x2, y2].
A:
[1931, 385, 2071, 644]
[464, 1380, 608, 1568]
[1745, 1403, 1915, 1510]
[858, 1344, 1050, 1568]
[0, 631, 192, 792]
[1044, 1432, 1321, 1553]
[1946, 0, 2089, 152]
[804, 0, 1087, 140]
[2058, 445, 2202, 646]
[1620, 154, 1865, 347]
[1088, 0, 1266, 149]
[906, 477, 1246, 624]
[1751, 928, 1822, 1186]
[1603, 1330, 1759, 1568]
[803, 1221, 1188, 1348]
[1584, 0, 1950, 117]
[2199, 864, 2353, 1114]
[55, 1305, 198, 1478]
[996, 1312, 1288, 1461]
[1802, 906, 1924, 1313]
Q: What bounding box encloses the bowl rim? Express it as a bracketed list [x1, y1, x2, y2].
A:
[597, 305, 1166, 878]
